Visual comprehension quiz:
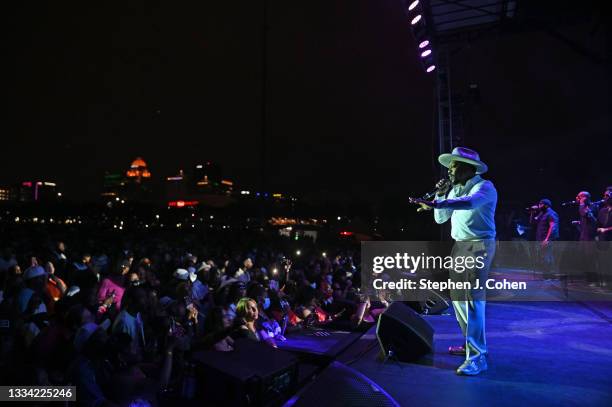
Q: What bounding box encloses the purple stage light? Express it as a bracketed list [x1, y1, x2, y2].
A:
[411, 15, 422, 25]
[426, 65, 436, 73]
[418, 40, 429, 49]
[421, 49, 432, 57]
[408, 1, 419, 11]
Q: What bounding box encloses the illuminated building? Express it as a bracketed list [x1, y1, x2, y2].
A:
[193, 162, 221, 189]
[193, 162, 232, 195]
[165, 162, 234, 208]
[101, 157, 154, 203]
[126, 157, 152, 183]
[101, 172, 124, 199]
[0, 187, 11, 201]
[18, 181, 60, 202]
[165, 170, 187, 199]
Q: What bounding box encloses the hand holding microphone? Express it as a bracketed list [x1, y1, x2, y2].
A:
[409, 178, 450, 212]
[434, 178, 452, 197]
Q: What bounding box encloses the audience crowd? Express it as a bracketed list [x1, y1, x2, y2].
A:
[0, 226, 384, 406]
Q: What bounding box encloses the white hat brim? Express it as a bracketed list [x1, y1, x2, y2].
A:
[438, 154, 488, 174]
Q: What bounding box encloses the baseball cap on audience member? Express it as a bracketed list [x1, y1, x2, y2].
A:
[198, 262, 212, 272]
[173, 268, 197, 283]
[24, 266, 47, 280]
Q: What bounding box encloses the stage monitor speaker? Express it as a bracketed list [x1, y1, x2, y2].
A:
[406, 290, 450, 315]
[192, 338, 298, 406]
[284, 361, 399, 407]
[376, 302, 434, 362]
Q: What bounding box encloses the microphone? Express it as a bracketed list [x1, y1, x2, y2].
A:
[422, 178, 449, 200]
[526, 205, 539, 211]
[561, 201, 577, 207]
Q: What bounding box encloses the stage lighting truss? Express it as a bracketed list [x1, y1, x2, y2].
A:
[403, 1, 517, 74]
[403, 0, 436, 73]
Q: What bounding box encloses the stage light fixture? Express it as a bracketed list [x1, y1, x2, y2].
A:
[426, 65, 436, 73]
[411, 15, 422, 25]
[408, 1, 419, 11]
[421, 49, 432, 57]
[419, 40, 429, 49]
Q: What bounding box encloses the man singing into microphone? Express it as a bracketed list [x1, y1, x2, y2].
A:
[410, 147, 497, 376]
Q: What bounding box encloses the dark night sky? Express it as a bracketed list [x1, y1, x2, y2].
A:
[1, 1, 610, 209]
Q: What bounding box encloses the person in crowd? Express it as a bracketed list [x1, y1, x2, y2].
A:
[233, 297, 263, 343]
[199, 306, 235, 351]
[573, 191, 599, 241]
[529, 198, 560, 279]
[595, 186, 612, 287]
[0, 249, 18, 273]
[112, 286, 148, 359]
[70, 253, 99, 304]
[596, 186, 612, 241]
[44, 261, 67, 314]
[573, 191, 599, 285]
[220, 281, 246, 322]
[97, 260, 130, 314]
[247, 284, 285, 344]
[69, 322, 116, 407]
[50, 241, 68, 279]
[235, 257, 253, 284]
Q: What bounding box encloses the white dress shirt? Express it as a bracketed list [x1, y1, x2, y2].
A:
[433, 175, 497, 241]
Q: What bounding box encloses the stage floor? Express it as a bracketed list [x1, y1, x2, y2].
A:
[341, 301, 612, 407]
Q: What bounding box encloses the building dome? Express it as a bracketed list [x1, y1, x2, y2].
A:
[130, 157, 147, 169]
[127, 157, 151, 179]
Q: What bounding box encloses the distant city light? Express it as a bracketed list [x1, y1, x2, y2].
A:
[337, 216, 341, 221]
[411, 15, 422, 25]
[57, 192, 62, 197]
[155, 214, 160, 219]
[408, 1, 419, 11]
[296, 250, 301, 256]
[322, 252, 327, 257]
[273, 268, 278, 274]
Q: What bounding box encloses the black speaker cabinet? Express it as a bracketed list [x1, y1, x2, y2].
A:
[376, 302, 434, 362]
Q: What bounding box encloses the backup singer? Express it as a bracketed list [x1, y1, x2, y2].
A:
[410, 147, 497, 376]
[529, 199, 559, 279]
